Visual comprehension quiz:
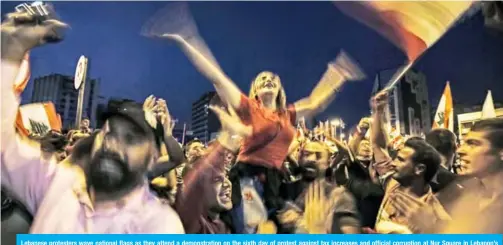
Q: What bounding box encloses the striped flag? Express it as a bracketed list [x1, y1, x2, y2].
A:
[334, 1, 474, 61]
[432, 82, 454, 131]
[14, 53, 31, 96]
[15, 102, 62, 137]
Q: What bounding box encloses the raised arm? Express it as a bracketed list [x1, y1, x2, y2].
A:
[165, 34, 242, 109]
[294, 51, 365, 120]
[175, 104, 249, 233]
[1, 11, 68, 214]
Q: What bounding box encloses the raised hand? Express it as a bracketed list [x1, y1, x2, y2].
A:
[304, 181, 331, 234]
[331, 50, 366, 82]
[1, 11, 68, 63]
[209, 105, 251, 138]
[389, 191, 449, 233]
[143, 95, 158, 129]
[371, 91, 389, 112]
[156, 98, 175, 137]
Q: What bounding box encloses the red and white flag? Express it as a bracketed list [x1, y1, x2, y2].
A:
[13, 53, 31, 95]
[433, 82, 454, 131]
[334, 1, 474, 61]
[15, 102, 62, 137]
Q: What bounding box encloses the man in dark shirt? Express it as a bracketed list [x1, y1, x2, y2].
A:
[277, 140, 360, 234]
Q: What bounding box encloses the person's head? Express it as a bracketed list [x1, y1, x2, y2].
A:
[299, 140, 331, 181]
[249, 71, 286, 110]
[391, 137, 441, 186]
[88, 102, 157, 200]
[425, 128, 457, 171]
[40, 130, 68, 161]
[81, 118, 90, 130]
[456, 118, 503, 177]
[356, 139, 373, 162]
[204, 168, 232, 214]
[185, 139, 206, 163]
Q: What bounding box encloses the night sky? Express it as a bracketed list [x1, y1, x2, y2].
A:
[2, 1, 502, 127]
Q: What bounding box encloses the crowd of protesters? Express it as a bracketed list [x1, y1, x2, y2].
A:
[1, 4, 503, 241]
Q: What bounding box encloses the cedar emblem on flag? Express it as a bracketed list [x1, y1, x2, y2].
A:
[433, 82, 454, 131]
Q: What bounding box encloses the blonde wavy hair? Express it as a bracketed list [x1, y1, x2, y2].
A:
[248, 71, 287, 113]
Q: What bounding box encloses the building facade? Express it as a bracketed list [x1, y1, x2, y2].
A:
[31, 74, 101, 129]
[457, 103, 503, 141]
[375, 68, 431, 136]
[190, 91, 221, 143]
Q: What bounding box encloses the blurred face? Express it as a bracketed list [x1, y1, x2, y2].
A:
[89, 117, 154, 193]
[186, 142, 206, 163]
[253, 71, 281, 101]
[391, 147, 422, 185]
[300, 142, 331, 173]
[357, 139, 373, 161]
[206, 172, 232, 212]
[456, 131, 502, 177]
[81, 119, 90, 129]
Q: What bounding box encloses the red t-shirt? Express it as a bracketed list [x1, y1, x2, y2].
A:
[235, 94, 296, 170]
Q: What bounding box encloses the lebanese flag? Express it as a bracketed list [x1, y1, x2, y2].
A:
[15, 102, 62, 137]
[432, 82, 454, 131]
[13, 52, 31, 96]
[334, 1, 474, 61]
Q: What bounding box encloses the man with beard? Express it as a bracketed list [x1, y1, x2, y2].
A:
[400, 118, 503, 234]
[338, 118, 385, 230]
[277, 140, 360, 234]
[1, 11, 184, 233]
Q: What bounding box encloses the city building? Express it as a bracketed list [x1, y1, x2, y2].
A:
[31, 73, 101, 129]
[457, 102, 503, 141]
[190, 91, 221, 143]
[374, 68, 431, 136]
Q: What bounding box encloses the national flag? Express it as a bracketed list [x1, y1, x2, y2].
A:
[334, 1, 474, 61]
[432, 82, 454, 131]
[14, 53, 31, 96]
[481, 90, 496, 119]
[15, 102, 62, 137]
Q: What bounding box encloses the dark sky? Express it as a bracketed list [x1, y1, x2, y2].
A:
[2, 1, 502, 127]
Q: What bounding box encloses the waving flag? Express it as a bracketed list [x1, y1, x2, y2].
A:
[334, 1, 474, 61]
[14, 53, 31, 96]
[15, 102, 62, 137]
[481, 90, 496, 119]
[433, 82, 454, 131]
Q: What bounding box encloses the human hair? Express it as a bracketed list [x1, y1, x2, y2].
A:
[248, 71, 287, 113]
[184, 139, 203, 153]
[425, 128, 457, 158]
[471, 118, 503, 150]
[404, 137, 441, 182]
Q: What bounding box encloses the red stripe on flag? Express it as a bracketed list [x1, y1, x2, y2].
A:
[335, 2, 428, 61]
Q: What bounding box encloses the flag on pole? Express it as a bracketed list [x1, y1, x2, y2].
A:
[334, 1, 474, 61]
[481, 90, 496, 119]
[15, 102, 62, 137]
[432, 82, 454, 131]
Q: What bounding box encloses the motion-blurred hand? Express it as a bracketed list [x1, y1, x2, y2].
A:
[371, 91, 389, 112]
[1, 11, 67, 63]
[304, 181, 332, 234]
[209, 105, 251, 138]
[332, 50, 366, 82]
[143, 95, 158, 129]
[156, 98, 175, 137]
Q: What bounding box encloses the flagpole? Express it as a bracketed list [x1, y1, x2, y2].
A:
[181, 123, 187, 145]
